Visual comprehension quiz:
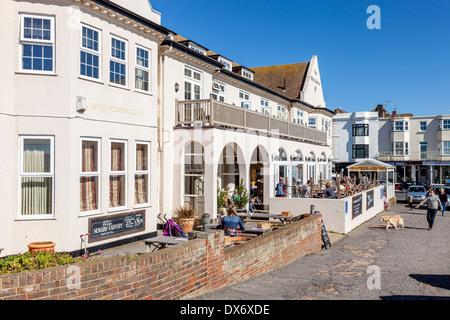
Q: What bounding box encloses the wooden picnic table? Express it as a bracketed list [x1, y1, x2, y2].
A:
[240, 226, 271, 236]
[237, 212, 294, 224]
[144, 236, 188, 252]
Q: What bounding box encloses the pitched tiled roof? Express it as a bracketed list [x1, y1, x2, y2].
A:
[250, 62, 310, 100]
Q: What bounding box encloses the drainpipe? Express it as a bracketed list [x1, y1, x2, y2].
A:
[157, 43, 171, 220]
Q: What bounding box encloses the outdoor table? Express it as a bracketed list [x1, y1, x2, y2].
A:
[240, 226, 271, 236]
[237, 212, 294, 224]
[144, 236, 188, 252]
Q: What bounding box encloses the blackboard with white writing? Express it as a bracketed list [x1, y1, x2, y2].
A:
[352, 194, 363, 220]
[89, 211, 145, 242]
[321, 219, 331, 249]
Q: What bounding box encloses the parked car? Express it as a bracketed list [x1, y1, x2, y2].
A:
[400, 180, 423, 192]
[406, 185, 427, 205]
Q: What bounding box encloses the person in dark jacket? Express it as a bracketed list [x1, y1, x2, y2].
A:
[438, 188, 448, 217]
[221, 206, 245, 236]
[415, 188, 442, 230]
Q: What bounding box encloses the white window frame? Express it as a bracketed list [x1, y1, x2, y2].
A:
[18, 135, 55, 219]
[438, 119, 450, 130]
[390, 120, 409, 131]
[211, 81, 226, 102]
[134, 141, 150, 207]
[239, 91, 251, 109]
[419, 121, 427, 132]
[277, 105, 288, 120]
[135, 45, 150, 93]
[308, 117, 317, 129]
[439, 141, 450, 156]
[109, 139, 127, 211]
[391, 142, 409, 156]
[184, 66, 202, 100]
[296, 110, 304, 124]
[261, 98, 271, 115]
[109, 35, 128, 88]
[19, 13, 55, 74]
[80, 137, 101, 216]
[80, 24, 101, 81]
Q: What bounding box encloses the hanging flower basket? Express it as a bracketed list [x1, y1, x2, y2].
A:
[27, 241, 56, 255]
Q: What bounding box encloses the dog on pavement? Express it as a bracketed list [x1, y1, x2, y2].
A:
[380, 215, 405, 230]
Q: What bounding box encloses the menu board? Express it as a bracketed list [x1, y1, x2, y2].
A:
[366, 190, 374, 210]
[352, 194, 363, 220]
[89, 210, 145, 242]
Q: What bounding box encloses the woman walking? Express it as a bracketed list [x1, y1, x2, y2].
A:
[415, 188, 442, 230]
[438, 188, 448, 217]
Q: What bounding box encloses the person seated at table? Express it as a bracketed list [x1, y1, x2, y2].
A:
[323, 182, 336, 199]
[221, 206, 245, 237]
[339, 181, 346, 194]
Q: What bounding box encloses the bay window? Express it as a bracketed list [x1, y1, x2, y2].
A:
[110, 35, 127, 87]
[80, 25, 100, 80]
[135, 142, 150, 206]
[20, 14, 55, 73]
[135, 45, 150, 92]
[110, 140, 127, 209]
[80, 138, 100, 213]
[19, 136, 54, 217]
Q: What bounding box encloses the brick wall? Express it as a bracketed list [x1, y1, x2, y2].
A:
[0, 215, 322, 300]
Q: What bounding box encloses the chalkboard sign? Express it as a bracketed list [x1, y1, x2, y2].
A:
[89, 210, 145, 242]
[366, 190, 374, 210]
[321, 219, 331, 249]
[352, 194, 363, 220]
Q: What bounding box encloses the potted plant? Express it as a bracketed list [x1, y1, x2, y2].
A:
[27, 241, 56, 255]
[172, 205, 197, 234]
[233, 179, 250, 212]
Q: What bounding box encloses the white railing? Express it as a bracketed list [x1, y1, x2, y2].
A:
[176, 98, 328, 145]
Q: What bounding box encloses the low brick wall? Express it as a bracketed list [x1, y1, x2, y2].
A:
[0, 215, 322, 300]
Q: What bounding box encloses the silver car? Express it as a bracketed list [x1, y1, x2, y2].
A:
[407, 185, 427, 204]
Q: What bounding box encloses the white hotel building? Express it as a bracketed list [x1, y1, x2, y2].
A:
[0, 0, 334, 256]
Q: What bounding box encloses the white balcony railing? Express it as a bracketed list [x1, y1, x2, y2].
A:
[175, 98, 328, 145]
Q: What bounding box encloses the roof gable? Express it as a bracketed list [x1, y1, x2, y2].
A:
[109, 0, 161, 25]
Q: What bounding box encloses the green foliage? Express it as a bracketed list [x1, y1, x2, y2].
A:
[217, 184, 229, 213]
[0, 251, 82, 275]
[234, 179, 250, 209]
[172, 205, 197, 219]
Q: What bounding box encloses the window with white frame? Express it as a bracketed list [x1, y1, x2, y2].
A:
[390, 120, 409, 131]
[296, 110, 304, 124]
[19, 136, 54, 217]
[80, 138, 100, 213]
[135, 142, 150, 206]
[308, 117, 317, 128]
[110, 140, 127, 209]
[211, 82, 226, 102]
[135, 45, 150, 92]
[390, 142, 409, 156]
[419, 121, 427, 131]
[261, 98, 270, 115]
[110, 35, 127, 87]
[239, 91, 251, 109]
[184, 66, 202, 100]
[420, 142, 428, 159]
[277, 105, 287, 120]
[80, 25, 100, 80]
[20, 14, 55, 73]
[438, 119, 450, 130]
[439, 141, 450, 156]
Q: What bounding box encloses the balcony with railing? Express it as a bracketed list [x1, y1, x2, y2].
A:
[175, 98, 328, 145]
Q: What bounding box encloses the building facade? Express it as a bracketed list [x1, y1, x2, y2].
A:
[1, 0, 334, 256]
[332, 111, 379, 174]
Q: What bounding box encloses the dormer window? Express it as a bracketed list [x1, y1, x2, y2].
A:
[242, 68, 253, 80]
[187, 42, 206, 55]
[218, 57, 232, 71]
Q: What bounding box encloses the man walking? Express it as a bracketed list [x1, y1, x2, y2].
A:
[415, 188, 442, 230]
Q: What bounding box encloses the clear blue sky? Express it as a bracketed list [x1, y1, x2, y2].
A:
[151, 0, 450, 116]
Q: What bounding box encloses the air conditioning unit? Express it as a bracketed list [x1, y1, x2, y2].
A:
[76, 96, 87, 112]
